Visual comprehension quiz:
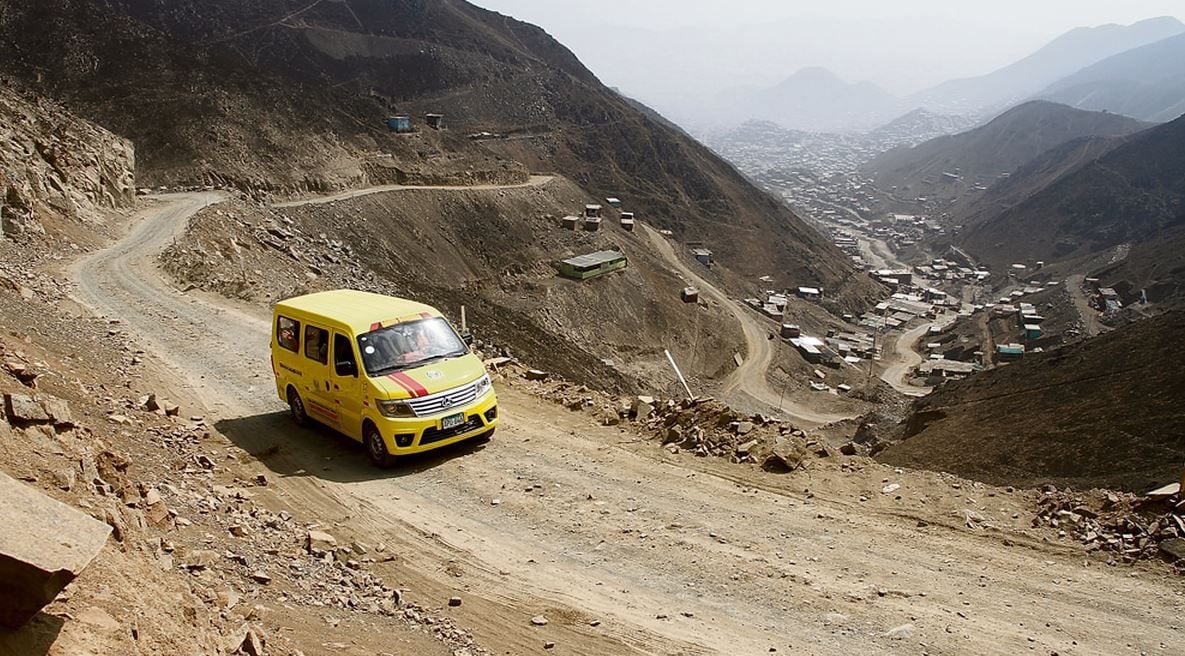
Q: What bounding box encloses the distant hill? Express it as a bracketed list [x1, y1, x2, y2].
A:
[1035, 32, 1185, 122]
[867, 109, 977, 147]
[879, 309, 1185, 492]
[862, 101, 1149, 208]
[958, 113, 1185, 268]
[0, 0, 872, 296]
[911, 17, 1185, 115]
[718, 67, 903, 132]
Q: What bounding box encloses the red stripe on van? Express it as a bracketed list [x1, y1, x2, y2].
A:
[388, 372, 429, 398]
[370, 322, 382, 331]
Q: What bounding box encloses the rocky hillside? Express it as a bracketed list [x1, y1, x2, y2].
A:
[0, 0, 870, 296]
[0, 83, 134, 241]
[958, 113, 1185, 269]
[862, 101, 1149, 209]
[879, 310, 1185, 492]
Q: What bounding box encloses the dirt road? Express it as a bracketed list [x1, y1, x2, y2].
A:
[640, 225, 853, 427]
[879, 322, 932, 397]
[67, 193, 1185, 656]
[1067, 274, 1105, 337]
[272, 175, 554, 208]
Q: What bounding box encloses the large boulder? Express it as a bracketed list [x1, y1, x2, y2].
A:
[0, 471, 112, 628]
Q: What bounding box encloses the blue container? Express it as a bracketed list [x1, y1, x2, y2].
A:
[386, 116, 412, 133]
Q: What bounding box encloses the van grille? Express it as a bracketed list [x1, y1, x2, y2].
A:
[406, 379, 484, 417]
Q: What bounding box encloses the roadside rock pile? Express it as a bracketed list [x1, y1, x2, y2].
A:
[515, 367, 847, 473]
[1034, 487, 1185, 571]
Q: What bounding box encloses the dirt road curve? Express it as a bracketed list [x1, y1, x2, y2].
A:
[879, 322, 932, 397]
[641, 225, 853, 427]
[68, 193, 1183, 655]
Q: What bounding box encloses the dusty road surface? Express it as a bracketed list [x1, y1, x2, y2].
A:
[272, 175, 554, 208]
[67, 193, 1185, 655]
[879, 322, 933, 397]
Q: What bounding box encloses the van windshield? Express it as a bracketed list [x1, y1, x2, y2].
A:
[356, 317, 468, 376]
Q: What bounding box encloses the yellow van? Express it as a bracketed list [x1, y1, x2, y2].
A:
[270, 290, 497, 467]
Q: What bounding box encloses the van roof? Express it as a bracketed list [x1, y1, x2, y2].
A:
[275, 290, 442, 334]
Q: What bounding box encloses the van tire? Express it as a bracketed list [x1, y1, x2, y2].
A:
[364, 423, 396, 469]
[287, 387, 310, 427]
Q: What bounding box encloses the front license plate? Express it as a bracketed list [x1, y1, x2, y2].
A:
[441, 413, 465, 430]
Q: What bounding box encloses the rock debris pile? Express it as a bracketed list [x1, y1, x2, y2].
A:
[510, 364, 862, 472]
[1034, 486, 1185, 571]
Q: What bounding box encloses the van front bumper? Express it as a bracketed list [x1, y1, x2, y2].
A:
[377, 392, 498, 455]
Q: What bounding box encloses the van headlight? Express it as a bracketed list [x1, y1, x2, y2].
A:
[377, 399, 416, 418]
[474, 374, 492, 397]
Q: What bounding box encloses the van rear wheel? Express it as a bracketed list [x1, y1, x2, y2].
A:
[287, 388, 309, 427]
[365, 423, 397, 469]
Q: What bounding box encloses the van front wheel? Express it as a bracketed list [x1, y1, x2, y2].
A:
[365, 423, 397, 469]
[288, 388, 309, 427]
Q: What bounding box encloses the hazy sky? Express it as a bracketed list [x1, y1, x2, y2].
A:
[472, 1, 1185, 94]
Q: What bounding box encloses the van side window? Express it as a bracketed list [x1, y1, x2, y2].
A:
[304, 325, 329, 364]
[333, 333, 357, 377]
[276, 316, 300, 352]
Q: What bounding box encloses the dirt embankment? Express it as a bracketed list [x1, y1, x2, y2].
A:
[879, 309, 1185, 492]
[158, 178, 749, 394]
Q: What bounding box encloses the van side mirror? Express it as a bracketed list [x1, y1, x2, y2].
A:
[462, 333, 474, 346]
[335, 359, 358, 377]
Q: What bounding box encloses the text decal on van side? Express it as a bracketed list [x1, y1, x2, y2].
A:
[280, 362, 304, 377]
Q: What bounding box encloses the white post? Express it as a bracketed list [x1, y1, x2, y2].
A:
[460, 305, 467, 333]
[664, 349, 694, 399]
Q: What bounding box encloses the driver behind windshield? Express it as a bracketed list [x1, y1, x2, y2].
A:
[357, 318, 467, 376]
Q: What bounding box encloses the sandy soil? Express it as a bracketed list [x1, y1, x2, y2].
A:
[64, 192, 1185, 655]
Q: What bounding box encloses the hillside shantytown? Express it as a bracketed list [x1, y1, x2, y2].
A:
[0, 1, 1182, 655]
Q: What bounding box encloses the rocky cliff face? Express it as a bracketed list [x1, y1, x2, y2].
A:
[0, 83, 134, 240]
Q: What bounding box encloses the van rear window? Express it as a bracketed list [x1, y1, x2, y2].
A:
[276, 316, 300, 352]
[305, 325, 329, 364]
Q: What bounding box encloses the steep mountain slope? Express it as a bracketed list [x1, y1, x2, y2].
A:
[716, 67, 903, 132]
[959, 114, 1185, 268]
[0, 83, 135, 242]
[1035, 32, 1185, 122]
[879, 310, 1185, 492]
[0, 0, 868, 294]
[862, 101, 1149, 208]
[911, 17, 1185, 115]
[949, 134, 1127, 229]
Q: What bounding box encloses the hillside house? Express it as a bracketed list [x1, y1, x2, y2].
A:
[691, 248, 713, 266]
[996, 343, 1025, 361]
[583, 216, 603, 232]
[681, 287, 699, 303]
[620, 212, 635, 231]
[560, 215, 579, 230]
[425, 113, 445, 129]
[605, 197, 622, 207]
[797, 286, 821, 301]
[584, 204, 602, 218]
[385, 116, 413, 133]
[557, 250, 627, 281]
